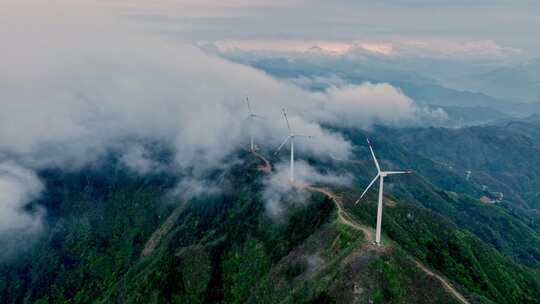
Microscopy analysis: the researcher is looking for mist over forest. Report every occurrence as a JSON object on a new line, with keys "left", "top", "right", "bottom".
{"left": 1, "top": 1, "right": 540, "bottom": 303}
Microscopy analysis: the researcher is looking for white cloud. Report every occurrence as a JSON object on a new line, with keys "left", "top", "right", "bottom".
{"left": 212, "top": 40, "right": 353, "bottom": 55}
{"left": 0, "top": 162, "right": 45, "bottom": 242}
{"left": 168, "top": 178, "right": 222, "bottom": 201}
{"left": 379, "top": 39, "right": 522, "bottom": 59}
{"left": 120, "top": 144, "right": 163, "bottom": 175}
{"left": 311, "top": 83, "right": 418, "bottom": 128}
{"left": 0, "top": 0, "right": 422, "bottom": 250}
{"left": 210, "top": 38, "right": 521, "bottom": 61}
{"left": 0, "top": 3, "right": 419, "bottom": 171}
{"left": 262, "top": 161, "right": 351, "bottom": 219}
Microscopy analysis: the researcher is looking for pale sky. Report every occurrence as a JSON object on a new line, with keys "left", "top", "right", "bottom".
{"left": 114, "top": 0, "right": 540, "bottom": 57}
{"left": 3, "top": 1, "right": 538, "bottom": 57}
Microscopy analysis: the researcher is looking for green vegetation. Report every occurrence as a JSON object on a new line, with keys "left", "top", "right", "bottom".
{"left": 0, "top": 158, "right": 466, "bottom": 303}
{"left": 349, "top": 198, "right": 540, "bottom": 304}
{"left": 3, "top": 118, "right": 540, "bottom": 303}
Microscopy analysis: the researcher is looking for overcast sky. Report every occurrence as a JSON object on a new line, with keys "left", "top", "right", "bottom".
{"left": 112, "top": 0, "right": 540, "bottom": 57}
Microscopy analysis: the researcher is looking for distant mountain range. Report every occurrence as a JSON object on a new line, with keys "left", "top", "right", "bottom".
{"left": 449, "top": 59, "right": 540, "bottom": 103}
{"left": 214, "top": 49, "right": 540, "bottom": 127}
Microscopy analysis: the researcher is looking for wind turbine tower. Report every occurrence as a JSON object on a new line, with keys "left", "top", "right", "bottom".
{"left": 275, "top": 108, "right": 312, "bottom": 183}
{"left": 245, "top": 97, "right": 264, "bottom": 152}
{"left": 355, "top": 138, "right": 412, "bottom": 245}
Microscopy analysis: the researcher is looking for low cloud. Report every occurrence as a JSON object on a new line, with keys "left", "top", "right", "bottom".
{"left": 120, "top": 144, "right": 164, "bottom": 175}
{"left": 0, "top": 162, "right": 45, "bottom": 259}
{"left": 0, "top": 2, "right": 419, "bottom": 172}
{"left": 263, "top": 161, "right": 351, "bottom": 219}
{"left": 168, "top": 178, "right": 222, "bottom": 201}
{"left": 0, "top": 0, "right": 423, "bottom": 254}
{"left": 311, "top": 83, "right": 418, "bottom": 128}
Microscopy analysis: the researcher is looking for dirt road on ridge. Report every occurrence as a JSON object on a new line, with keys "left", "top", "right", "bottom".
{"left": 304, "top": 185, "right": 470, "bottom": 304}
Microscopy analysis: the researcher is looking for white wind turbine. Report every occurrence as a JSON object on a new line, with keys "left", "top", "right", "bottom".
{"left": 245, "top": 97, "right": 264, "bottom": 152}
{"left": 275, "top": 108, "right": 312, "bottom": 183}
{"left": 355, "top": 138, "right": 412, "bottom": 245}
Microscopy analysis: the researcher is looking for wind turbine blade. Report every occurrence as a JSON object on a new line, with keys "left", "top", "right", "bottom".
{"left": 366, "top": 138, "right": 381, "bottom": 173}
{"left": 252, "top": 114, "right": 265, "bottom": 119}
{"left": 282, "top": 108, "right": 291, "bottom": 132}
{"left": 385, "top": 170, "right": 413, "bottom": 175}
{"left": 295, "top": 134, "right": 312, "bottom": 139}
{"left": 245, "top": 97, "right": 253, "bottom": 115}
{"left": 355, "top": 174, "right": 380, "bottom": 205}
{"left": 274, "top": 136, "right": 291, "bottom": 155}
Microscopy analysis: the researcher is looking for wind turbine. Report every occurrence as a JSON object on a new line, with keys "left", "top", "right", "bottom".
{"left": 245, "top": 97, "right": 264, "bottom": 152}
{"left": 275, "top": 108, "right": 312, "bottom": 183}
{"left": 355, "top": 138, "right": 412, "bottom": 245}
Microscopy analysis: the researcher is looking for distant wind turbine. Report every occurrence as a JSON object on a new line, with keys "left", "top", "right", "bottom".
{"left": 245, "top": 97, "right": 264, "bottom": 152}
{"left": 355, "top": 138, "right": 412, "bottom": 245}
{"left": 275, "top": 108, "right": 312, "bottom": 183}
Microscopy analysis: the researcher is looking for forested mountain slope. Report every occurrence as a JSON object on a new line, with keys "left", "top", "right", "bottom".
{"left": 1, "top": 127, "right": 540, "bottom": 303}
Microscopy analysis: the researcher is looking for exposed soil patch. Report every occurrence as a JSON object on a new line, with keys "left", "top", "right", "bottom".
{"left": 142, "top": 203, "right": 188, "bottom": 257}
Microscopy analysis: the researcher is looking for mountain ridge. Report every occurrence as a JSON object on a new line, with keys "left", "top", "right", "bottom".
{"left": 1, "top": 126, "right": 540, "bottom": 303}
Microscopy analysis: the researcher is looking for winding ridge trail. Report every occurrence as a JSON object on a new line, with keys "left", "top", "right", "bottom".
{"left": 253, "top": 151, "right": 272, "bottom": 173}
{"left": 414, "top": 261, "right": 471, "bottom": 304}
{"left": 305, "top": 186, "right": 374, "bottom": 244}
{"left": 143, "top": 154, "right": 469, "bottom": 304}
{"left": 305, "top": 185, "right": 470, "bottom": 304}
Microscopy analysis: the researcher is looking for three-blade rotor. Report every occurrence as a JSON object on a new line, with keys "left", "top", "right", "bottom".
{"left": 246, "top": 97, "right": 264, "bottom": 120}
{"left": 355, "top": 138, "right": 412, "bottom": 205}
{"left": 274, "top": 108, "right": 312, "bottom": 155}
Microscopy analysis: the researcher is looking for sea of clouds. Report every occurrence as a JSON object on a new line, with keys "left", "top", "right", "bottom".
{"left": 0, "top": 1, "right": 434, "bottom": 255}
